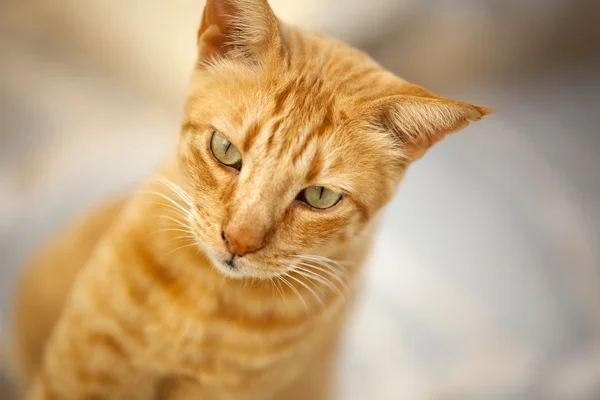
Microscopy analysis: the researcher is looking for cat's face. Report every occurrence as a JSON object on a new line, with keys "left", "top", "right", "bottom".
{"left": 176, "top": 0, "right": 491, "bottom": 279}
{"left": 179, "top": 58, "right": 399, "bottom": 278}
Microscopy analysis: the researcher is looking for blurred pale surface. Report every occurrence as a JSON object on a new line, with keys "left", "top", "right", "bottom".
{"left": 1, "top": 0, "right": 599, "bottom": 399}
{"left": 0, "top": 0, "right": 412, "bottom": 108}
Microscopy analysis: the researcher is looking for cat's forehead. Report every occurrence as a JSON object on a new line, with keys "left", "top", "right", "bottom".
{"left": 187, "top": 54, "right": 399, "bottom": 189}
{"left": 204, "top": 42, "right": 390, "bottom": 111}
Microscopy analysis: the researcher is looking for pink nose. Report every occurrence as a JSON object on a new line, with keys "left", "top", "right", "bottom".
{"left": 221, "top": 224, "right": 266, "bottom": 257}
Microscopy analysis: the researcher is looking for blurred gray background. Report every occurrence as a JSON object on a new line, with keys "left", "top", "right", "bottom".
{"left": 1, "top": 0, "right": 599, "bottom": 399}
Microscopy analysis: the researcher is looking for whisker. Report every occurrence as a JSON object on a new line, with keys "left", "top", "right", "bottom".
{"left": 297, "top": 262, "right": 348, "bottom": 289}
{"left": 166, "top": 242, "right": 197, "bottom": 257}
{"left": 145, "top": 190, "right": 194, "bottom": 221}
{"left": 291, "top": 268, "right": 326, "bottom": 294}
{"left": 147, "top": 228, "right": 195, "bottom": 238}
{"left": 270, "top": 276, "right": 285, "bottom": 301}
{"left": 154, "top": 235, "right": 198, "bottom": 251}
{"left": 297, "top": 259, "right": 341, "bottom": 277}
{"left": 267, "top": 276, "right": 275, "bottom": 297}
{"left": 156, "top": 175, "right": 196, "bottom": 205}
{"left": 291, "top": 269, "right": 327, "bottom": 296}
{"left": 148, "top": 177, "right": 213, "bottom": 237}
{"left": 301, "top": 254, "right": 351, "bottom": 268}
{"left": 293, "top": 267, "right": 346, "bottom": 300}
{"left": 285, "top": 273, "right": 323, "bottom": 306}
{"left": 279, "top": 275, "right": 307, "bottom": 311}
{"left": 166, "top": 236, "right": 198, "bottom": 245}
{"left": 294, "top": 254, "right": 339, "bottom": 269}
{"left": 147, "top": 201, "right": 194, "bottom": 221}
{"left": 298, "top": 267, "right": 348, "bottom": 297}
{"left": 155, "top": 215, "right": 195, "bottom": 231}
{"left": 273, "top": 276, "right": 287, "bottom": 304}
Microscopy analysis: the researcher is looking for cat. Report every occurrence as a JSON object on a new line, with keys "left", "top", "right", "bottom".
{"left": 11, "top": 0, "right": 492, "bottom": 398}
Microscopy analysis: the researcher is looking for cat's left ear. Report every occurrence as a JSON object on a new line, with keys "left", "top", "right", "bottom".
{"left": 197, "top": 0, "right": 283, "bottom": 64}
{"left": 376, "top": 94, "right": 494, "bottom": 161}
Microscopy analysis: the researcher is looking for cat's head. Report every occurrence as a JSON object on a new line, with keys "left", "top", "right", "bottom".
{"left": 177, "top": 0, "right": 492, "bottom": 279}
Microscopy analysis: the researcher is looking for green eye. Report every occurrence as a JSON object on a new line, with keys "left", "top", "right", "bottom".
{"left": 302, "top": 186, "right": 342, "bottom": 209}
{"left": 210, "top": 131, "right": 242, "bottom": 170}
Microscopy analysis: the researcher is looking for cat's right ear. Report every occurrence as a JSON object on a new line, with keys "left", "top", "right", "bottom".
{"left": 197, "top": 0, "right": 283, "bottom": 64}
{"left": 373, "top": 94, "right": 493, "bottom": 162}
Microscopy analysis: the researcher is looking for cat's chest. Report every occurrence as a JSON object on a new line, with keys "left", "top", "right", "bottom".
{"left": 142, "top": 294, "right": 329, "bottom": 396}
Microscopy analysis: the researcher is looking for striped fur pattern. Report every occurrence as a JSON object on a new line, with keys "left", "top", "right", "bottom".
{"left": 12, "top": 0, "right": 491, "bottom": 399}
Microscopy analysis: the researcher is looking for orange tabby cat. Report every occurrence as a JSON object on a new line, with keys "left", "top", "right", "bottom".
{"left": 12, "top": 0, "right": 492, "bottom": 398}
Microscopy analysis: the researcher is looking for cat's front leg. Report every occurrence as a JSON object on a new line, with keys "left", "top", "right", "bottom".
{"left": 24, "top": 303, "right": 154, "bottom": 400}
{"left": 22, "top": 249, "right": 157, "bottom": 400}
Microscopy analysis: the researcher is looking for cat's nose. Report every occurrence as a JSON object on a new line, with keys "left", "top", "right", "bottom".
{"left": 221, "top": 224, "right": 266, "bottom": 257}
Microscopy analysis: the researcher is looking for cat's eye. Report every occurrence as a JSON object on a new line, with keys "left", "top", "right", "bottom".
{"left": 301, "top": 186, "right": 342, "bottom": 210}
{"left": 210, "top": 131, "right": 242, "bottom": 170}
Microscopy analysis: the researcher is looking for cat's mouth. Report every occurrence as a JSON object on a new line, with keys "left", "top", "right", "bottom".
{"left": 208, "top": 254, "right": 241, "bottom": 277}
{"left": 204, "top": 248, "right": 292, "bottom": 280}
{"left": 223, "top": 256, "right": 237, "bottom": 270}
{"left": 207, "top": 253, "right": 269, "bottom": 279}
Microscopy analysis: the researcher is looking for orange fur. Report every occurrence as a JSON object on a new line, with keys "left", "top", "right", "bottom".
{"left": 12, "top": 0, "right": 492, "bottom": 399}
